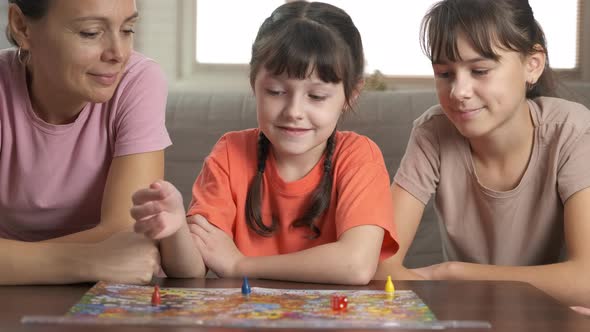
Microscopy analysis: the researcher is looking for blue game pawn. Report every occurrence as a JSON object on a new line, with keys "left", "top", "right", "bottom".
{"left": 241, "top": 276, "right": 251, "bottom": 295}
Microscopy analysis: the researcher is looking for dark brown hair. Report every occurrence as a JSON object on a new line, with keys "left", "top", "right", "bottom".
{"left": 5, "top": 0, "right": 51, "bottom": 47}
{"left": 246, "top": 1, "right": 364, "bottom": 238}
{"left": 420, "top": 0, "right": 556, "bottom": 98}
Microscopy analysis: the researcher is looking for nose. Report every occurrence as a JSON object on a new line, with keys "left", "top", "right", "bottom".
{"left": 450, "top": 73, "right": 473, "bottom": 102}
{"left": 282, "top": 94, "right": 304, "bottom": 120}
{"left": 101, "top": 33, "right": 125, "bottom": 63}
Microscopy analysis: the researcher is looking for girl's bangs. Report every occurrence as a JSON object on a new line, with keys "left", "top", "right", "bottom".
{"left": 425, "top": 3, "right": 504, "bottom": 63}
{"left": 261, "top": 21, "right": 345, "bottom": 83}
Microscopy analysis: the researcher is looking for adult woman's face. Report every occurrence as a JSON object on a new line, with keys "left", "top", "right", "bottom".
{"left": 24, "top": 0, "right": 138, "bottom": 104}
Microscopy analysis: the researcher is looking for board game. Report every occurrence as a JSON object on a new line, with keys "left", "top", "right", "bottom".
{"left": 22, "top": 282, "right": 491, "bottom": 329}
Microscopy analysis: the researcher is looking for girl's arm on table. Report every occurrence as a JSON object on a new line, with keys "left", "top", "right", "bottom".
{"left": 131, "top": 181, "right": 206, "bottom": 278}
{"left": 190, "top": 218, "right": 385, "bottom": 285}
{"left": 413, "top": 187, "right": 590, "bottom": 308}
{"left": 375, "top": 183, "right": 426, "bottom": 280}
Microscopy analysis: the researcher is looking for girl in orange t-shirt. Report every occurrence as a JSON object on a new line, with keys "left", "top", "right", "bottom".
{"left": 130, "top": 1, "right": 398, "bottom": 284}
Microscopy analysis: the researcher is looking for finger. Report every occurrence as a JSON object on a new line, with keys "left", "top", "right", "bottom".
{"left": 130, "top": 201, "right": 163, "bottom": 220}
{"left": 154, "top": 265, "right": 165, "bottom": 277}
{"left": 138, "top": 271, "right": 153, "bottom": 285}
{"left": 150, "top": 181, "right": 162, "bottom": 190}
{"left": 143, "top": 245, "right": 162, "bottom": 275}
{"left": 134, "top": 216, "right": 164, "bottom": 238}
{"left": 132, "top": 187, "right": 166, "bottom": 205}
{"left": 146, "top": 225, "right": 165, "bottom": 240}
{"left": 154, "top": 181, "right": 181, "bottom": 200}
{"left": 133, "top": 217, "right": 153, "bottom": 234}
{"left": 191, "top": 232, "right": 206, "bottom": 251}
{"left": 192, "top": 214, "right": 216, "bottom": 232}
{"left": 571, "top": 306, "right": 590, "bottom": 316}
{"left": 188, "top": 223, "right": 210, "bottom": 240}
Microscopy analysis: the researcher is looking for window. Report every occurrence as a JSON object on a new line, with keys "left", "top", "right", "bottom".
{"left": 195, "top": 0, "right": 580, "bottom": 76}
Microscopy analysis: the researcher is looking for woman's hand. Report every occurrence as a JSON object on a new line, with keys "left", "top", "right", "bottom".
{"left": 83, "top": 232, "right": 160, "bottom": 284}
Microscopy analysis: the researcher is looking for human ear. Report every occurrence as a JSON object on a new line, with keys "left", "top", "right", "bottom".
{"left": 344, "top": 79, "right": 365, "bottom": 112}
{"left": 8, "top": 4, "right": 33, "bottom": 50}
{"left": 351, "top": 79, "right": 365, "bottom": 104}
{"left": 525, "top": 44, "right": 546, "bottom": 85}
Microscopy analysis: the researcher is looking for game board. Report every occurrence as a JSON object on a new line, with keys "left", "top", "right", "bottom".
{"left": 22, "top": 282, "right": 491, "bottom": 329}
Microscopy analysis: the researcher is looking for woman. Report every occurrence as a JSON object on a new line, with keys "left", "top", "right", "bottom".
{"left": 0, "top": 0, "right": 170, "bottom": 284}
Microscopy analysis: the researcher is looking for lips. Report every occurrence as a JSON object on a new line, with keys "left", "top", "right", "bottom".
{"left": 456, "top": 107, "right": 483, "bottom": 120}
{"left": 277, "top": 126, "right": 312, "bottom": 136}
{"left": 88, "top": 72, "right": 119, "bottom": 86}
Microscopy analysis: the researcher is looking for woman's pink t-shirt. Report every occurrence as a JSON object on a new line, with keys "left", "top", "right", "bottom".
{"left": 0, "top": 49, "right": 171, "bottom": 241}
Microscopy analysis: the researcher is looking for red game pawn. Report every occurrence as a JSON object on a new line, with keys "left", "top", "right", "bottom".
{"left": 151, "top": 285, "right": 161, "bottom": 306}
{"left": 331, "top": 295, "right": 348, "bottom": 311}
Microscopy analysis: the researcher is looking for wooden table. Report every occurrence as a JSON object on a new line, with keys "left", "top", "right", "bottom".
{"left": 1, "top": 278, "right": 588, "bottom": 331}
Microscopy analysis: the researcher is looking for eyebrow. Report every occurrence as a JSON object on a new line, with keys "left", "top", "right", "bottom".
{"left": 72, "top": 11, "right": 139, "bottom": 23}
{"left": 264, "top": 75, "right": 334, "bottom": 87}
{"left": 307, "top": 80, "right": 334, "bottom": 87}
{"left": 433, "top": 56, "right": 492, "bottom": 65}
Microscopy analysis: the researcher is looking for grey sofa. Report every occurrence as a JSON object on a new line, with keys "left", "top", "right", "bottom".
{"left": 164, "top": 82, "right": 590, "bottom": 268}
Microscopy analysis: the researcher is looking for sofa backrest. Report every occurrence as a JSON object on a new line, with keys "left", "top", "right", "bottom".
{"left": 164, "top": 82, "right": 590, "bottom": 268}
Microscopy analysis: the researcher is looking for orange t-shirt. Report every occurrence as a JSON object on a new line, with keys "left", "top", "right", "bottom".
{"left": 187, "top": 129, "right": 398, "bottom": 260}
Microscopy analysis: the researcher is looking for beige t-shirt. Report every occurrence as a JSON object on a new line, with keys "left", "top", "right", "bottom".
{"left": 394, "top": 97, "right": 590, "bottom": 265}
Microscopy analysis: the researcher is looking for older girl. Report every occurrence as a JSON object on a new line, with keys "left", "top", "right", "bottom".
{"left": 378, "top": 0, "right": 590, "bottom": 309}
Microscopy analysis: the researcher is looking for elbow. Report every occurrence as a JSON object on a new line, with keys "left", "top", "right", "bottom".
{"left": 162, "top": 263, "right": 206, "bottom": 279}
{"left": 341, "top": 254, "right": 379, "bottom": 285}
{"left": 575, "top": 268, "right": 590, "bottom": 307}
{"left": 564, "top": 260, "right": 590, "bottom": 306}
{"left": 173, "top": 272, "right": 206, "bottom": 279}
{"left": 374, "top": 256, "right": 402, "bottom": 280}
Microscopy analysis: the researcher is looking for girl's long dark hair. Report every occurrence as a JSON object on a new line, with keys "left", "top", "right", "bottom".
{"left": 420, "top": 0, "right": 556, "bottom": 98}
{"left": 245, "top": 1, "right": 364, "bottom": 238}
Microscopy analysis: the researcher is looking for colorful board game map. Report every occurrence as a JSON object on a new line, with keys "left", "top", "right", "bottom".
{"left": 22, "top": 282, "right": 491, "bottom": 329}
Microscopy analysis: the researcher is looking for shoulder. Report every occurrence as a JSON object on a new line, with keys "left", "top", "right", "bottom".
{"left": 207, "top": 129, "right": 258, "bottom": 163}
{"left": 533, "top": 97, "right": 590, "bottom": 130}
{"left": 218, "top": 128, "right": 259, "bottom": 148}
{"left": 0, "top": 49, "right": 18, "bottom": 87}
{"left": 532, "top": 97, "right": 590, "bottom": 147}
{"left": 0, "top": 48, "right": 16, "bottom": 68}
{"left": 408, "top": 104, "right": 463, "bottom": 150}
{"left": 0, "top": 48, "right": 15, "bottom": 65}
{"left": 107, "top": 52, "right": 168, "bottom": 115}
{"left": 116, "top": 52, "right": 166, "bottom": 92}
{"left": 412, "top": 104, "right": 455, "bottom": 133}
{"left": 123, "top": 52, "right": 164, "bottom": 77}
{"left": 333, "top": 131, "right": 386, "bottom": 169}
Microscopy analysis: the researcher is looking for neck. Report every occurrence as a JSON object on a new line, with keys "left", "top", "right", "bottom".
{"left": 27, "top": 68, "right": 86, "bottom": 125}
{"left": 272, "top": 142, "right": 327, "bottom": 182}
{"left": 469, "top": 101, "right": 534, "bottom": 165}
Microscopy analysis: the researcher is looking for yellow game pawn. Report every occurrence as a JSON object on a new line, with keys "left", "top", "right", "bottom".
{"left": 384, "top": 275, "right": 395, "bottom": 294}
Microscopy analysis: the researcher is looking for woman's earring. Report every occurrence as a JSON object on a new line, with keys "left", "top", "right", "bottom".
{"left": 16, "top": 47, "right": 30, "bottom": 66}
